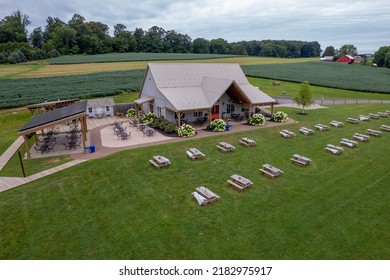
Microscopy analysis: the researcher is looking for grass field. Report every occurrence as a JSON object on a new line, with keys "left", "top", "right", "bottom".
{"left": 1, "top": 104, "right": 389, "bottom": 259}
{"left": 243, "top": 62, "right": 390, "bottom": 94}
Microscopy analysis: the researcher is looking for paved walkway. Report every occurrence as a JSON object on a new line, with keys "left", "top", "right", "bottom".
{"left": 0, "top": 136, "right": 24, "bottom": 172}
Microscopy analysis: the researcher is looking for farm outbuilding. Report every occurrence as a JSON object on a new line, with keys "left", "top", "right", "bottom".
{"left": 136, "top": 63, "right": 276, "bottom": 126}
{"left": 86, "top": 98, "right": 115, "bottom": 118}
{"left": 337, "top": 55, "right": 355, "bottom": 64}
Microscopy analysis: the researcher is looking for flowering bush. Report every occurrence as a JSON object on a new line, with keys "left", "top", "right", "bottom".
{"left": 177, "top": 124, "right": 196, "bottom": 137}
{"left": 140, "top": 112, "right": 156, "bottom": 125}
{"left": 272, "top": 111, "right": 289, "bottom": 123}
{"left": 248, "top": 113, "right": 266, "bottom": 126}
{"left": 210, "top": 119, "right": 226, "bottom": 132}
{"left": 125, "top": 108, "right": 136, "bottom": 119}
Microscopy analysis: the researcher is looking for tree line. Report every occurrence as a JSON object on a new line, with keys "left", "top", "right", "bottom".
{"left": 0, "top": 11, "right": 325, "bottom": 64}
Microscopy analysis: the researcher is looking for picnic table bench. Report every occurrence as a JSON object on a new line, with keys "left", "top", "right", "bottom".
{"left": 378, "top": 112, "right": 388, "bottom": 117}
{"left": 186, "top": 148, "right": 205, "bottom": 159}
{"left": 239, "top": 137, "right": 256, "bottom": 147}
{"left": 330, "top": 120, "right": 344, "bottom": 127}
{"left": 366, "top": 129, "right": 382, "bottom": 137}
{"left": 380, "top": 124, "right": 390, "bottom": 131}
{"left": 353, "top": 133, "right": 370, "bottom": 142}
{"left": 299, "top": 127, "right": 314, "bottom": 135}
{"left": 369, "top": 113, "right": 380, "bottom": 119}
{"left": 195, "top": 186, "right": 220, "bottom": 203}
{"left": 260, "top": 164, "right": 283, "bottom": 178}
{"left": 315, "top": 124, "right": 329, "bottom": 131}
{"left": 340, "top": 138, "right": 358, "bottom": 148}
{"left": 227, "top": 174, "right": 253, "bottom": 191}
{"left": 149, "top": 155, "right": 171, "bottom": 168}
{"left": 280, "top": 129, "right": 296, "bottom": 138}
{"left": 346, "top": 117, "right": 360, "bottom": 124}
{"left": 290, "top": 154, "right": 311, "bottom": 166}
{"left": 359, "top": 115, "right": 370, "bottom": 121}
{"left": 325, "top": 144, "right": 344, "bottom": 154}
{"left": 217, "top": 142, "right": 236, "bottom": 152}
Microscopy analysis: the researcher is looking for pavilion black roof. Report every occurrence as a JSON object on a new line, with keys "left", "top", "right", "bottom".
{"left": 19, "top": 101, "right": 87, "bottom": 133}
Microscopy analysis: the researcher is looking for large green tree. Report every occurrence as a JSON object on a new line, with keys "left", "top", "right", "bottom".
{"left": 0, "top": 10, "right": 31, "bottom": 43}
{"left": 338, "top": 44, "right": 358, "bottom": 56}
{"left": 192, "top": 38, "right": 210, "bottom": 54}
{"left": 373, "top": 46, "right": 390, "bottom": 67}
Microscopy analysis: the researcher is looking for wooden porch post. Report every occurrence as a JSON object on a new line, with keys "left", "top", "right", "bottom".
{"left": 271, "top": 103, "right": 274, "bottom": 115}
{"left": 176, "top": 112, "right": 181, "bottom": 127}
{"left": 209, "top": 108, "right": 212, "bottom": 126}
{"left": 33, "top": 133, "right": 38, "bottom": 146}
{"left": 81, "top": 116, "right": 87, "bottom": 148}
{"left": 23, "top": 135, "right": 31, "bottom": 159}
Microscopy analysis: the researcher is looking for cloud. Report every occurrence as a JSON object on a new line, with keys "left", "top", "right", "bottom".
{"left": 1, "top": 0, "right": 389, "bottom": 52}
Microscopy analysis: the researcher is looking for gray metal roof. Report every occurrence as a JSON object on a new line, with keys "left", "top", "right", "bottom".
{"left": 19, "top": 101, "right": 87, "bottom": 133}
{"left": 146, "top": 63, "right": 276, "bottom": 111}
{"left": 86, "top": 98, "right": 115, "bottom": 108}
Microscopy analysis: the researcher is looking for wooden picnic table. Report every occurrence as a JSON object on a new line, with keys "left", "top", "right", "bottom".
{"left": 315, "top": 124, "right": 329, "bottom": 131}
{"left": 239, "top": 137, "right": 256, "bottom": 147}
{"left": 380, "top": 124, "right": 390, "bottom": 131}
{"left": 366, "top": 129, "right": 382, "bottom": 136}
{"left": 260, "top": 164, "right": 283, "bottom": 178}
{"left": 325, "top": 144, "right": 344, "bottom": 154}
{"left": 217, "top": 142, "right": 235, "bottom": 152}
{"left": 195, "top": 186, "right": 220, "bottom": 203}
{"left": 346, "top": 117, "right": 360, "bottom": 124}
{"left": 330, "top": 120, "right": 343, "bottom": 127}
{"left": 300, "top": 127, "right": 314, "bottom": 135}
{"left": 187, "top": 148, "right": 205, "bottom": 159}
{"left": 150, "top": 155, "right": 171, "bottom": 168}
{"left": 227, "top": 174, "right": 253, "bottom": 191}
{"left": 353, "top": 133, "right": 370, "bottom": 142}
{"left": 280, "top": 129, "right": 296, "bottom": 138}
{"left": 290, "top": 154, "right": 311, "bottom": 166}
{"left": 340, "top": 138, "right": 358, "bottom": 148}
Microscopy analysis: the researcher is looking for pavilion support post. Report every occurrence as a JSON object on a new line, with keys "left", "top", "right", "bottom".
{"left": 23, "top": 135, "right": 31, "bottom": 159}
{"left": 81, "top": 116, "right": 87, "bottom": 148}
{"left": 176, "top": 112, "right": 181, "bottom": 127}
{"left": 33, "top": 133, "right": 38, "bottom": 146}
{"left": 271, "top": 103, "right": 275, "bottom": 115}
{"left": 248, "top": 105, "right": 253, "bottom": 119}
{"left": 209, "top": 108, "right": 212, "bottom": 126}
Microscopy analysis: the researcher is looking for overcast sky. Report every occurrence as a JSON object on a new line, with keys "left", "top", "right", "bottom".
{"left": 1, "top": 0, "right": 389, "bottom": 53}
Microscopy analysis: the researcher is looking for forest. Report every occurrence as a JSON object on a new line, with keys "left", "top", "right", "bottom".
{"left": 0, "top": 11, "right": 322, "bottom": 64}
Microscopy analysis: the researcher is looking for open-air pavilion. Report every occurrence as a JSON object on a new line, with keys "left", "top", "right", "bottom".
{"left": 18, "top": 101, "right": 88, "bottom": 159}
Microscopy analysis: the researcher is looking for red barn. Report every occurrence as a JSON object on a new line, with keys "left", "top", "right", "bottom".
{"left": 337, "top": 55, "right": 355, "bottom": 64}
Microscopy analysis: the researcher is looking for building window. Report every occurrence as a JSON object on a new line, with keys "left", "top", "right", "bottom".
{"left": 88, "top": 107, "right": 92, "bottom": 113}
{"left": 226, "top": 104, "right": 235, "bottom": 114}
{"left": 157, "top": 106, "right": 163, "bottom": 117}
{"left": 106, "top": 106, "right": 110, "bottom": 112}
{"left": 193, "top": 111, "right": 203, "bottom": 118}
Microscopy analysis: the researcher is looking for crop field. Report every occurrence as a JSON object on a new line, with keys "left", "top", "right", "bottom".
{"left": 243, "top": 62, "right": 390, "bottom": 94}
{"left": 47, "top": 52, "right": 241, "bottom": 64}
{"left": 0, "top": 104, "right": 389, "bottom": 259}
{"left": 0, "top": 70, "right": 145, "bottom": 109}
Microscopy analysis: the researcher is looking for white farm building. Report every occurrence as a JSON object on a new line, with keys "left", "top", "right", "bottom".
{"left": 136, "top": 63, "right": 276, "bottom": 126}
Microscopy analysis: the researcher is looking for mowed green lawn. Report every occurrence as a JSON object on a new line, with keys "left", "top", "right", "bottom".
{"left": 1, "top": 104, "right": 389, "bottom": 260}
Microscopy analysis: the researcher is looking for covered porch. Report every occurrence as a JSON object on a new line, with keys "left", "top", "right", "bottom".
{"left": 18, "top": 101, "right": 88, "bottom": 159}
